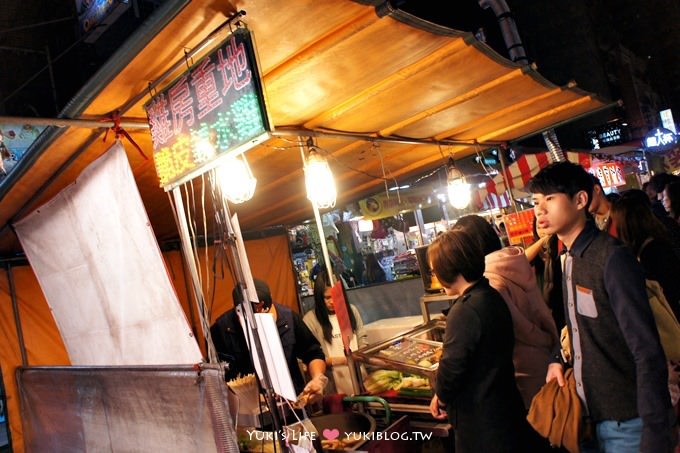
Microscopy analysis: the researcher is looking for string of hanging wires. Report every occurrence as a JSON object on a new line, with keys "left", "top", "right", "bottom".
{"left": 167, "top": 172, "right": 260, "bottom": 368}
{"left": 164, "top": 181, "right": 217, "bottom": 363}
{"left": 404, "top": 142, "right": 501, "bottom": 191}
{"left": 288, "top": 135, "right": 503, "bottom": 203}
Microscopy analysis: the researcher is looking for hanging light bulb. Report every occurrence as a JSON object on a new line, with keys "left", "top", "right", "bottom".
{"left": 304, "top": 147, "right": 337, "bottom": 209}
{"left": 447, "top": 158, "right": 471, "bottom": 210}
{"left": 215, "top": 153, "right": 257, "bottom": 204}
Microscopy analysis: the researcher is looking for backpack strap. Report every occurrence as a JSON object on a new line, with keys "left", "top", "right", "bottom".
{"left": 637, "top": 237, "right": 654, "bottom": 261}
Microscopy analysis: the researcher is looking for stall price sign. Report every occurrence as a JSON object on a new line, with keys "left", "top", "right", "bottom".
{"left": 144, "top": 28, "right": 271, "bottom": 190}
{"left": 502, "top": 209, "right": 535, "bottom": 246}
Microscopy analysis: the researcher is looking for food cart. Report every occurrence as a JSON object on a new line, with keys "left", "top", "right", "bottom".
{"left": 0, "top": 0, "right": 612, "bottom": 450}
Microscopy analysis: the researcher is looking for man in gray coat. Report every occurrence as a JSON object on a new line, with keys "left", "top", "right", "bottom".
{"left": 530, "top": 162, "right": 674, "bottom": 452}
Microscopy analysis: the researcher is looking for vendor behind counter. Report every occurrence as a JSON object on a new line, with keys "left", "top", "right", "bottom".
{"left": 210, "top": 279, "right": 327, "bottom": 397}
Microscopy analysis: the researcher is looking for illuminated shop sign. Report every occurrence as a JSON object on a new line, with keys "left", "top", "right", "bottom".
{"left": 643, "top": 127, "right": 677, "bottom": 151}
{"left": 660, "top": 109, "right": 677, "bottom": 134}
{"left": 590, "top": 162, "right": 625, "bottom": 189}
{"left": 144, "top": 28, "right": 271, "bottom": 189}
{"left": 586, "top": 122, "right": 628, "bottom": 150}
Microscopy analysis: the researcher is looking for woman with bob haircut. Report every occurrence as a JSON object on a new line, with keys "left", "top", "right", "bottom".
{"left": 428, "top": 229, "right": 526, "bottom": 452}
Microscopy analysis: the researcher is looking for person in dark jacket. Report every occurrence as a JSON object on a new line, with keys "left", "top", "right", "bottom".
{"left": 428, "top": 229, "right": 526, "bottom": 453}
{"left": 530, "top": 162, "right": 673, "bottom": 453}
{"left": 210, "top": 278, "right": 327, "bottom": 401}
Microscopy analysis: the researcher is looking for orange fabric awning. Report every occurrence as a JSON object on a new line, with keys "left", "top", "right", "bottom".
{"left": 0, "top": 0, "right": 609, "bottom": 256}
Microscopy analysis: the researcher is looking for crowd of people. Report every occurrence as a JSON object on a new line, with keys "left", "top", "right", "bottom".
{"left": 207, "top": 164, "right": 680, "bottom": 453}
{"left": 429, "top": 163, "right": 680, "bottom": 452}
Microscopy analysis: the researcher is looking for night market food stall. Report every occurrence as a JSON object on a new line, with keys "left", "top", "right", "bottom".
{"left": 0, "top": 0, "right": 611, "bottom": 450}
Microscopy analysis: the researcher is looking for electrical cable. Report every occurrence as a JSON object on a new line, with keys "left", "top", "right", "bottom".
{"left": 201, "top": 173, "right": 210, "bottom": 316}
{"left": 308, "top": 141, "right": 389, "bottom": 181}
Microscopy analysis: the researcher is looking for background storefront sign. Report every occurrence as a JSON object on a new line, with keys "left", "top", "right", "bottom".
{"left": 358, "top": 188, "right": 437, "bottom": 220}
{"left": 589, "top": 162, "right": 625, "bottom": 188}
{"left": 660, "top": 109, "right": 677, "bottom": 134}
{"left": 144, "top": 28, "right": 270, "bottom": 189}
{"left": 643, "top": 127, "right": 677, "bottom": 151}
{"left": 586, "top": 121, "right": 628, "bottom": 150}
{"left": 503, "top": 209, "right": 535, "bottom": 246}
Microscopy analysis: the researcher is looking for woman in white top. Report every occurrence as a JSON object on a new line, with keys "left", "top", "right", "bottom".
{"left": 303, "top": 271, "right": 366, "bottom": 395}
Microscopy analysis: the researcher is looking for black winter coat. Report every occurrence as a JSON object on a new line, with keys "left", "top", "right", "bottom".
{"left": 436, "top": 278, "right": 526, "bottom": 453}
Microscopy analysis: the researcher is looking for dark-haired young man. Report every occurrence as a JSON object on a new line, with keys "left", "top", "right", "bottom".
{"left": 529, "top": 161, "right": 673, "bottom": 453}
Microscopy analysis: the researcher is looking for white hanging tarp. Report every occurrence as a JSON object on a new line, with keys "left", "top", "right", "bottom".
{"left": 14, "top": 142, "right": 202, "bottom": 365}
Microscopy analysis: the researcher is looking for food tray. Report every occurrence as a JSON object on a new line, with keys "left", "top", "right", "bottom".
{"left": 353, "top": 319, "right": 445, "bottom": 381}
{"left": 376, "top": 338, "right": 442, "bottom": 368}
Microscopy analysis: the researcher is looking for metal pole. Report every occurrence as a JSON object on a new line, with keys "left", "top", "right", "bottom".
{"left": 216, "top": 187, "right": 285, "bottom": 451}
{"left": 171, "top": 187, "right": 218, "bottom": 364}
{"left": 313, "top": 206, "right": 335, "bottom": 285}
{"left": 298, "top": 139, "right": 362, "bottom": 395}
{"left": 177, "top": 247, "right": 199, "bottom": 339}
{"left": 0, "top": 116, "right": 149, "bottom": 129}
{"left": 6, "top": 264, "right": 28, "bottom": 366}
{"left": 298, "top": 139, "right": 335, "bottom": 285}
{"left": 497, "top": 147, "right": 519, "bottom": 214}
{"left": 274, "top": 128, "right": 504, "bottom": 148}
{"left": 414, "top": 208, "right": 426, "bottom": 246}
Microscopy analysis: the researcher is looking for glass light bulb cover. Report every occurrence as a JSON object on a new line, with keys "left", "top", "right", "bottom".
{"left": 447, "top": 178, "right": 471, "bottom": 209}
{"left": 215, "top": 154, "right": 257, "bottom": 204}
{"left": 305, "top": 154, "right": 337, "bottom": 209}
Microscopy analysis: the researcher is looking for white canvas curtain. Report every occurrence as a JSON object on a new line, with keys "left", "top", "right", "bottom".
{"left": 14, "top": 142, "right": 201, "bottom": 365}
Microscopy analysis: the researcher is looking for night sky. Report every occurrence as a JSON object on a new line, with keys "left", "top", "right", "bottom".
{"left": 399, "top": 0, "right": 680, "bottom": 116}
{"left": 1, "top": 0, "right": 678, "bottom": 131}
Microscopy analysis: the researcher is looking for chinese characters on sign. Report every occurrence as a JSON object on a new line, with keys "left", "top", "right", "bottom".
{"left": 586, "top": 122, "right": 628, "bottom": 150}
{"left": 590, "top": 162, "right": 625, "bottom": 189}
{"left": 503, "top": 209, "right": 535, "bottom": 246}
{"left": 660, "top": 109, "right": 677, "bottom": 134}
{"left": 144, "top": 28, "right": 270, "bottom": 188}
{"left": 643, "top": 127, "right": 677, "bottom": 150}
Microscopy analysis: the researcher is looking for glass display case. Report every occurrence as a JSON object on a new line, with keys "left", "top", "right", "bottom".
{"left": 352, "top": 320, "right": 445, "bottom": 393}
{"left": 352, "top": 320, "right": 447, "bottom": 431}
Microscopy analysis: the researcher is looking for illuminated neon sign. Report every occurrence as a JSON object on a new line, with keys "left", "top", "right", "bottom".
{"left": 144, "top": 28, "right": 271, "bottom": 189}
{"left": 643, "top": 127, "right": 677, "bottom": 151}
{"left": 590, "top": 162, "right": 625, "bottom": 189}
{"left": 586, "top": 121, "right": 628, "bottom": 150}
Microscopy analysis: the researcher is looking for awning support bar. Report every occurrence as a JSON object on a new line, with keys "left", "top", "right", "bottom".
{"left": 0, "top": 116, "right": 149, "bottom": 129}
{"left": 272, "top": 127, "right": 504, "bottom": 147}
